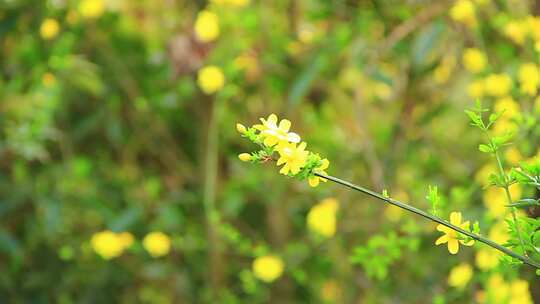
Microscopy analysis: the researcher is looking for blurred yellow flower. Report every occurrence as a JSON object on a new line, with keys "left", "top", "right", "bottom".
{"left": 118, "top": 232, "right": 134, "bottom": 248}
{"left": 492, "top": 118, "right": 518, "bottom": 136}
{"left": 78, "top": 0, "right": 105, "bottom": 19}
{"left": 434, "top": 55, "right": 456, "bottom": 84}
{"left": 486, "top": 274, "right": 510, "bottom": 302}
{"left": 488, "top": 221, "right": 509, "bottom": 244}
{"left": 509, "top": 280, "right": 533, "bottom": 304}
{"left": 467, "top": 79, "right": 485, "bottom": 98}
{"left": 42, "top": 73, "right": 56, "bottom": 87}
{"left": 504, "top": 147, "right": 522, "bottom": 165}
{"left": 448, "top": 263, "right": 473, "bottom": 288}
{"left": 475, "top": 163, "right": 496, "bottom": 186}
{"left": 503, "top": 20, "right": 528, "bottom": 45}
{"left": 308, "top": 158, "right": 329, "bottom": 187}
{"left": 435, "top": 211, "right": 474, "bottom": 254}
{"left": 482, "top": 187, "right": 506, "bottom": 218}
{"left": 197, "top": 65, "right": 225, "bottom": 94}
{"left": 484, "top": 74, "right": 512, "bottom": 97}
{"left": 276, "top": 142, "right": 308, "bottom": 175}
{"left": 194, "top": 10, "right": 219, "bottom": 43}
{"left": 210, "top": 0, "right": 250, "bottom": 7}
{"left": 450, "top": 0, "right": 477, "bottom": 27}
{"left": 254, "top": 114, "right": 301, "bottom": 147}
{"left": 494, "top": 96, "right": 520, "bottom": 120}
{"left": 90, "top": 230, "right": 125, "bottom": 260}
{"left": 238, "top": 153, "right": 251, "bottom": 162}
{"left": 307, "top": 198, "right": 339, "bottom": 237}
{"left": 40, "top": 18, "right": 60, "bottom": 40}
{"left": 252, "top": 255, "right": 284, "bottom": 283}
{"left": 475, "top": 248, "right": 499, "bottom": 270}
{"left": 462, "top": 48, "right": 486, "bottom": 73}
{"left": 518, "top": 63, "right": 540, "bottom": 96}
{"left": 143, "top": 231, "right": 171, "bottom": 258}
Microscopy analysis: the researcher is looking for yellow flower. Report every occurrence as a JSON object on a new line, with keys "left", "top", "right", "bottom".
{"left": 197, "top": 65, "right": 225, "bottom": 94}
{"left": 194, "top": 10, "right": 219, "bottom": 43}
{"left": 504, "top": 147, "right": 522, "bottom": 165}
{"left": 307, "top": 198, "right": 339, "bottom": 237}
{"left": 486, "top": 274, "right": 510, "bottom": 303}
{"left": 518, "top": 63, "right": 540, "bottom": 96}
{"left": 475, "top": 248, "right": 500, "bottom": 270}
{"left": 78, "top": 0, "right": 105, "bottom": 19}
{"left": 90, "top": 230, "right": 125, "bottom": 260}
{"left": 467, "top": 79, "right": 485, "bottom": 98}
{"left": 308, "top": 158, "right": 329, "bottom": 187}
{"left": 276, "top": 142, "right": 308, "bottom": 175}
{"left": 435, "top": 212, "right": 474, "bottom": 254}
{"left": 494, "top": 96, "right": 520, "bottom": 120}
{"left": 118, "top": 232, "right": 134, "bottom": 249}
{"left": 503, "top": 20, "right": 528, "bottom": 45}
{"left": 483, "top": 184, "right": 521, "bottom": 218}
{"left": 252, "top": 255, "right": 284, "bottom": 283}
{"left": 488, "top": 221, "right": 509, "bottom": 244}
{"left": 450, "top": 0, "right": 476, "bottom": 27}
{"left": 462, "top": 48, "right": 487, "bottom": 73}
{"left": 475, "top": 163, "right": 496, "bottom": 186}
{"left": 509, "top": 280, "right": 532, "bottom": 304}
{"left": 40, "top": 18, "right": 60, "bottom": 40}
{"left": 254, "top": 114, "right": 301, "bottom": 147}
{"left": 492, "top": 118, "right": 518, "bottom": 136}
{"left": 448, "top": 263, "right": 473, "bottom": 289}
{"left": 238, "top": 153, "right": 251, "bottom": 162}
{"left": 42, "top": 73, "right": 56, "bottom": 87}
{"left": 484, "top": 74, "right": 512, "bottom": 97}
{"left": 143, "top": 231, "right": 171, "bottom": 258}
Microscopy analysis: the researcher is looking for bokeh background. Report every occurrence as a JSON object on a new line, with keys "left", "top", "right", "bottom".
{"left": 1, "top": 0, "right": 540, "bottom": 303}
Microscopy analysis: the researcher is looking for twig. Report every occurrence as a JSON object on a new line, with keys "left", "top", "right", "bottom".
{"left": 314, "top": 173, "right": 540, "bottom": 269}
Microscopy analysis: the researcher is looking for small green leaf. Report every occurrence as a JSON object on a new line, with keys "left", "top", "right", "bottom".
{"left": 479, "top": 144, "right": 493, "bottom": 153}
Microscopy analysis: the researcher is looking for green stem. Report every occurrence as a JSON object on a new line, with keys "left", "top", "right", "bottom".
{"left": 314, "top": 172, "right": 540, "bottom": 269}
{"left": 493, "top": 150, "right": 528, "bottom": 257}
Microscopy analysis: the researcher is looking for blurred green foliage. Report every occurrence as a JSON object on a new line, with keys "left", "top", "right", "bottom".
{"left": 1, "top": 0, "right": 540, "bottom": 303}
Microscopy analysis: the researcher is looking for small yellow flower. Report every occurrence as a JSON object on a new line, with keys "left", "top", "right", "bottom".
{"left": 449, "top": 0, "right": 476, "bottom": 27}
{"left": 484, "top": 73, "right": 512, "bottom": 97}
{"left": 42, "top": 73, "right": 56, "bottom": 87}
{"left": 486, "top": 274, "right": 510, "bottom": 302}
{"left": 90, "top": 230, "right": 125, "bottom": 260}
{"left": 503, "top": 20, "right": 528, "bottom": 45}
{"left": 197, "top": 65, "right": 225, "bottom": 94}
{"left": 40, "top": 18, "right": 60, "bottom": 40}
{"left": 238, "top": 153, "right": 251, "bottom": 162}
{"left": 194, "top": 10, "right": 219, "bottom": 43}
{"left": 276, "top": 142, "right": 309, "bottom": 175}
{"left": 118, "top": 232, "right": 134, "bottom": 249}
{"left": 475, "top": 163, "right": 496, "bottom": 186}
{"left": 308, "top": 158, "right": 329, "bottom": 187}
{"left": 504, "top": 147, "right": 522, "bottom": 165}
{"left": 78, "top": 0, "right": 105, "bottom": 19}
{"left": 467, "top": 79, "right": 485, "bottom": 98}
{"left": 518, "top": 63, "right": 540, "bottom": 96}
{"left": 475, "top": 248, "right": 500, "bottom": 270}
{"left": 494, "top": 96, "right": 520, "bottom": 120}
{"left": 254, "top": 114, "right": 301, "bottom": 147}
{"left": 307, "top": 198, "right": 339, "bottom": 237}
{"left": 252, "top": 255, "right": 284, "bottom": 283}
{"left": 435, "top": 212, "right": 474, "bottom": 254}
{"left": 143, "top": 231, "right": 171, "bottom": 258}
{"left": 509, "top": 280, "right": 533, "bottom": 304}
{"left": 462, "top": 48, "right": 487, "bottom": 73}
{"left": 448, "top": 263, "right": 473, "bottom": 289}
{"left": 488, "top": 221, "right": 509, "bottom": 244}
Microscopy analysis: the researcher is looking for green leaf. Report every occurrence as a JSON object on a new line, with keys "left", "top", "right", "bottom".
{"left": 478, "top": 144, "right": 493, "bottom": 153}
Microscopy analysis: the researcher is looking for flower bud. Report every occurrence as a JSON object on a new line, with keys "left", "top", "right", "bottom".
{"left": 238, "top": 153, "right": 251, "bottom": 162}
{"left": 236, "top": 123, "right": 247, "bottom": 134}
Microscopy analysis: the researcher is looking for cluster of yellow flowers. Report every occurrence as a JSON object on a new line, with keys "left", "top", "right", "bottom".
{"left": 90, "top": 230, "right": 134, "bottom": 260}
{"left": 90, "top": 230, "right": 171, "bottom": 260}
{"left": 435, "top": 212, "right": 474, "bottom": 254}
{"left": 252, "top": 255, "right": 284, "bottom": 283}
{"left": 307, "top": 198, "right": 339, "bottom": 237}
{"left": 237, "top": 114, "right": 330, "bottom": 187}
{"left": 476, "top": 274, "right": 533, "bottom": 304}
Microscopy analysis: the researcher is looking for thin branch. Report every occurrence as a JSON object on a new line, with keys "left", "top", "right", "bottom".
{"left": 314, "top": 172, "right": 540, "bottom": 269}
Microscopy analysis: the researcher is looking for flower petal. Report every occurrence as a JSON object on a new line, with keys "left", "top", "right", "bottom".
{"left": 436, "top": 224, "right": 451, "bottom": 233}
{"left": 450, "top": 212, "right": 462, "bottom": 225}
{"left": 460, "top": 239, "right": 475, "bottom": 246}
{"left": 308, "top": 177, "right": 319, "bottom": 187}
{"left": 435, "top": 235, "right": 448, "bottom": 245}
{"left": 287, "top": 132, "right": 301, "bottom": 143}
{"left": 320, "top": 159, "right": 330, "bottom": 170}
{"left": 448, "top": 239, "right": 459, "bottom": 254}
{"left": 268, "top": 114, "right": 278, "bottom": 125}
{"left": 278, "top": 119, "right": 291, "bottom": 132}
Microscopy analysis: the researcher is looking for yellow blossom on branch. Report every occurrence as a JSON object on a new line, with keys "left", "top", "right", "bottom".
{"left": 252, "top": 255, "right": 284, "bottom": 283}
{"left": 277, "top": 142, "right": 309, "bottom": 175}
{"left": 308, "top": 158, "right": 329, "bottom": 187}
{"left": 435, "top": 212, "right": 474, "bottom": 254}
{"left": 254, "top": 114, "right": 301, "bottom": 147}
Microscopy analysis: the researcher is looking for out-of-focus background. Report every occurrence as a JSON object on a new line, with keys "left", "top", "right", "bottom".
{"left": 1, "top": 0, "right": 540, "bottom": 302}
